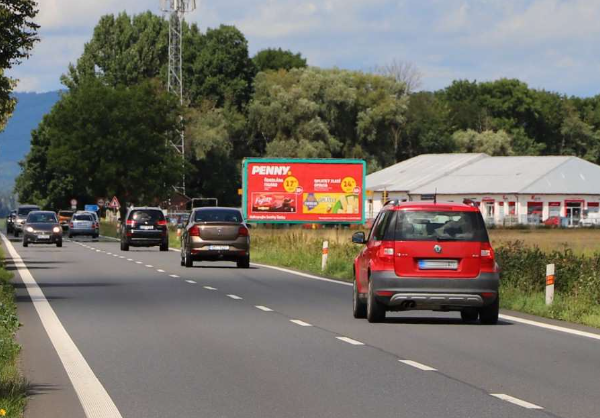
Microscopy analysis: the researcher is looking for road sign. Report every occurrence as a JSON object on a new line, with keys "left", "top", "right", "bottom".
{"left": 70, "top": 198, "right": 77, "bottom": 206}
{"left": 97, "top": 198, "right": 105, "bottom": 207}
{"left": 108, "top": 196, "right": 121, "bottom": 209}
{"left": 85, "top": 205, "right": 99, "bottom": 212}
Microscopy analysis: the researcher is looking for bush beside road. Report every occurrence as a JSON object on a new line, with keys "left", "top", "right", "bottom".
{"left": 0, "top": 245, "right": 27, "bottom": 417}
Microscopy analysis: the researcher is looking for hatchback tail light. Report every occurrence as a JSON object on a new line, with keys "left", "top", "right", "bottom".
{"left": 238, "top": 226, "right": 249, "bottom": 237}
{"left": 189, "top": 225, "right": 201, "bottom": 237}
{"left": 480, "top": 242, "right": 496, "bottom": 272}
{"left": 157, "top": 220, "right": 167, "bottom": 226}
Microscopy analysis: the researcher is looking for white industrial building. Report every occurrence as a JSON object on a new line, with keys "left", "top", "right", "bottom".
{"left": 366, "top": 153, "right": 600, "bottom": 226}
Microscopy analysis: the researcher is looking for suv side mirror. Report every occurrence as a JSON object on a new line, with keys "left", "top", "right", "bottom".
{"left": 352, "top": 231, "right": 366, "bottom": 244}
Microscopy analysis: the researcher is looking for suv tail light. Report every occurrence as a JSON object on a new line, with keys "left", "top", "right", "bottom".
{"left": 157, "top": 220, "right": 167, "bottom": 226}
{"left": 189, "top": 225, "right": 201, "bottom": 237}
{"left": 238, "top": 226, "right": 249, "bottom": 237}
{"left": 126, "top": 220, "right": 135, "bottom": 227}
{"left": 376, "top": 243, "right": 395, "bottom": 267}
{"left": 480, "top": 242, "right": 496, "bottom": 272}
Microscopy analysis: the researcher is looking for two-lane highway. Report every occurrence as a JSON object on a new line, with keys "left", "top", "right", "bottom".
{"left": 2, "top": 234, "right": 600, "bottom": 418}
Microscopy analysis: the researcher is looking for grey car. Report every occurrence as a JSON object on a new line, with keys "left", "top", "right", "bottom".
{"left": 13, "top": 204, "right": 41, "bottom": 237}
{"left": 180, "top": 207, "right": 250, "bottom": 268}
{"left": 22, "top": 211, "right": 63, "bottom": 247}
{"left": 68, "top": 212, "right": 99, "bottom": 238}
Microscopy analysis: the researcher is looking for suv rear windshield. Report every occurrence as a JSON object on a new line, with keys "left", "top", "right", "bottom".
{"left": 73, "top": 214, "right": 93, "bottom": 221}
{"left": 395, "top": 210, "right": 488, "bottom": 242}
{"left": 27, "top": 212, "right": 57, "bottom": 223}
{"left": 130, "top": 210, "right": 165, "bottom": 223}
{"left": 194, "top": 209, "right": 242, "bottom": 223}
{"left": 18, "top": 207, "right": 39, "bottom": 216}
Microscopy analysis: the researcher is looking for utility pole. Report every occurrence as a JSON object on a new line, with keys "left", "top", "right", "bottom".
{"left": 160, "top": 0, "right": 196, "bottom": 195}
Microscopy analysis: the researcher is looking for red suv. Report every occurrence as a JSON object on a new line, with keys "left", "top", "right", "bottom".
{"left": 352, "top": 201, "right": 500, "bottom": 324}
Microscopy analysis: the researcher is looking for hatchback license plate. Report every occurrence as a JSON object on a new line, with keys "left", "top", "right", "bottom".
{"left": 37, "top": 234, "right": 50, "bottom": 239}
{"left": 418, "top": 259, "right": 458, "bottom": 270}
{"left": 209, "top": 245, "right": 229, "bottom": 251}
{"left": 140, "top": 225, "right": 154, "bottom": 230}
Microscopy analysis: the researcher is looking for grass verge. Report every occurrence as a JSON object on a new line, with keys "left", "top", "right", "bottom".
{"left": 0, "top": 245, "right": 27, "bottom": 417}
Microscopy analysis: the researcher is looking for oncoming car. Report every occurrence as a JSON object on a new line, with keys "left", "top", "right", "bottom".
{"left": 352, "top": 201, "right": 500, "bottom": 324}
{"left": 22, "top": 211, "right": 62, "bottom": 247}
{"left": 180, "top": 207, "right": 250, "bottom": 268}
{"left": 13, "top": 204, "right": 40, "bottom": 237}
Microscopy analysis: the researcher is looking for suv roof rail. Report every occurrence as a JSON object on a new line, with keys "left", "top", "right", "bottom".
{"left": 383, "top": 199, "right": 400, "bottom": 206}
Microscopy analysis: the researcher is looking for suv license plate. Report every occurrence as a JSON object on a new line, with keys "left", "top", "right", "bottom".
{"left": 419, "top": 260, "right": 458, "bottom": 270}
{"left": 140, "top": 225, "right": 154, "bottom": 230}
{"left": 209, "top": 245, "right": 229, "bottom": 251}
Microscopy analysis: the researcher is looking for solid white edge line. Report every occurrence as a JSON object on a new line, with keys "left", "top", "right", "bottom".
{"left": 290, "top": 319, "right": 312, "bottom": 327}
{"left": 399, "top": 359, "right": 437, "bottom": 371}
{"left": 336, "top": 336, "right": 364, "bottom": 346}
{"left": 252, "top": 263, "right": 600, "bottom": 342}
{"left": 185, "top": 280, "right": 197, "bottom": 284}
{"left": 203, "top": 286, "right": 217, "bottom": 291}
{"left": 1, "top": 233, "right": 124, "bottom": 418}
{"left": 227, "top": 294, "right": 243, "bottom": 300}
{"left": 499, "top": 314, "right": 600, "bottom": 341}
{"left": 255, "top": 305, "right": 273, "bottom": 312}
{"left": 490, "top": 394, "right": 543, "bottom": 410}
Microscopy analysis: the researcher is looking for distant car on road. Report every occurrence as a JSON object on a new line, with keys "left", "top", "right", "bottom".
{"left": 13, "top": 204, "right": 41, "bottom": 237}
{"left": 180, "top": 207, "right": 250, "bottom": 268}
{"left": 120, "top": 207, "right": 168, "bottom": 251}
{"left": 352, "top": 201, "right": 500, "bottom": 324}
{"left": 22, "top": 211, "right": 62, "bottom": 248}
{"left": 68, "top": 212, "right": 99, "bottom": 239}
{"left": 57, "top": 210, "right": 75, "bottom": 231}
{"left": 6, "top": 210, "right": 16, "bottom": 234}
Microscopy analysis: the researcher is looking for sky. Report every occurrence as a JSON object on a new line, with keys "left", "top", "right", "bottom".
{"left": 7, "top": 0, "right": 600, "bottom": 97}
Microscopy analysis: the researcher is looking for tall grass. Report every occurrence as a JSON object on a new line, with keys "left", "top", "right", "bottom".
{"left": 0, "top": 246, "right": 28, "bottom": 417}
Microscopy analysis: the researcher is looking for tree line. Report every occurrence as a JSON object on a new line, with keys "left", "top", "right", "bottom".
{"left": 14, "top": 11, "right": 600, "bottom": 210}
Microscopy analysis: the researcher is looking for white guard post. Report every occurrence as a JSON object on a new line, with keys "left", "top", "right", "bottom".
{"left": 322, "top": 240, "right": 329, "bottom": 271}
{"left": 546, "top": 264, "right": 555, "bottom": 305}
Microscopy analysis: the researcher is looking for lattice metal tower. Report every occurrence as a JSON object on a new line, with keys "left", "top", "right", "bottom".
{"left": 160, "top": 0, "right": 196, "bottom": 195}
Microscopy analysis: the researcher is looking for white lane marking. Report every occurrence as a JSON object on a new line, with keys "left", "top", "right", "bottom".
{"left": 499, "top": 314, "right": 600, "bottom": 341}
{"left": 203, "top": 286, "right": 217, "bottom": 291}
{"left": 252, "top": 263, "right": 353, "bottom": 287}
{"left": 336, "top": 337, "right": 364, "bottom": 346}
{"left": 135, "top": 261, "right": 142, "bottom": 264}
{"left": 290, "top": 319, "right": 312, "bottom": 327}
{"left": 253, "top": 264, "right": 600, "bottom": 341}
{"left": 1, "top": 233, "right": 124, "bottom": 418}
{"left": 399, "top": 360, "right": 437, "bottom": 371}
{"left": 99, "top": 235, "right": 119, "bottom": 242}
{"left": 96, "top": 250, "right": 102, "bottom": 253}
{"left": 185, "top": 280, "right": 197, "bottom": 284}
{"left": 119, "top": 256, "right": 125, "bottom": 259}
{"left": 255, "top": 305, "right": 273, "bottom": 312}
{"left": 127, "top": 258, "right": 133, "bottom": 262}
{"left": 106, "top": 252, "right": 112, "bottom": 255}
{"left": 157, "top": 269, "right": 165, "bottom": 273}
{"left": 490, "top": 394, "right": 543, "bottom": 410}
{"left": 227, "top": 294, "right": 243, "bottom": 300}
{"left": 169, "top": 274, "right": 180, "bottom": 278}
{"left": 112, "top": 255, "right": 118, "bottom": 257}
{"left": 145, "top": 264, "right": 153, "bottom": 268}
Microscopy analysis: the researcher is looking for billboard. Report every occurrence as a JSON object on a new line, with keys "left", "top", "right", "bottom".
{"left": 242, "top": 158, "right": 366, "bottom": 224}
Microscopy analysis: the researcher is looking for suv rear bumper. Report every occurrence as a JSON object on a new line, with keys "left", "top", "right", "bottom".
{"left": 370, "top": 270, "right": 499, "bottom": 310}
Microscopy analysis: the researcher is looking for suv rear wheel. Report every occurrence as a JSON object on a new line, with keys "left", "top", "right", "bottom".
{"left": 120, "top": 240, "right": 129, "bottom": 251}
{"left": 353, "top": 279, "right": 367, "bottom": 319}
{"left": 367, "top": 279, "right": 386, "bottom": 323}
{"left": 160, "top": 240, "right": 169, "bottom": 252}
{"left": 479, "top": 296, "right": 499, "bottom": 325}
{"left": 461, "top": 308, "right": 479, "bottom": 323}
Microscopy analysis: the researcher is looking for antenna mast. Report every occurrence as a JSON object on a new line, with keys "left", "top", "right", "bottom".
{"left": 160, "top": 0, "right": 196, "bottom": 195}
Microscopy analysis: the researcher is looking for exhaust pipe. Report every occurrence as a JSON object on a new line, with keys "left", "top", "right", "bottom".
{"left": 400, "top": 300, "right": 416, "bottom": 309}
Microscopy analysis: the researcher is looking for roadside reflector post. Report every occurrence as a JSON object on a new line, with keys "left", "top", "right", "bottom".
{"left": 546, "top": 264, "right": 555, "bottom": 305}
{"left": 322, "top": 240, "right": 329, "bottom": 271}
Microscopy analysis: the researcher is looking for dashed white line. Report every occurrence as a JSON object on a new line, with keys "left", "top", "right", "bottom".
{"left": 145, "top": 264, "right": 153, "bottom": 268}
{"left": 169, "top": 274, "right": 180, "bottom": 278}
{"left": 399, "top": 360, "right": 437, "bottom": 371}
{"left": 203, "top": 286, "right": 217, "bottom": 291}
{"left": 227, "top": 294, "right": 243, "bottom": 300}
{"left": 127, "top": 259, "right": 133, "bottom": 262}
{"left": 156, "top": 269, "right": 165, "bottom": 273}
{"left": 185, "top": 280, "right": 197, "bottom": 284}
{"left": 255, "top": 305, "right": 273, "bottom": 312}
{"left": 336, "top": 337, "right": 364, "bottom": 346}
{"left": 490, "top": 394, "right": 543, "bottom": 410}
{"left": 119, "top": 256, "right": 125, "bottom": 259}
{"left": 106, "top": 252, "right": 112, "bottom": 255}
{"left": 290, "top": 319, "right": 312, "bottom": 327}
{"left": 135, "top": 261, "right": 142, "bottom": 264}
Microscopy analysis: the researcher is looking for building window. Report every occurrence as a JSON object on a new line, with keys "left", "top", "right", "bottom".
{"left": 527, "top": 202, "right": 543, "bottom": 224}
{"left": 588, "top": 202, "right": 600, "bottom": 214}
{"left": 508, "top": 202, "right": 516, "bottom": 215}
{"left": 549, "top": 202, "right": 561, "bottom": 218}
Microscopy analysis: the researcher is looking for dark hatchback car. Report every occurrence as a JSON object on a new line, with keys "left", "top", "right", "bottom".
{"left": 352, "top": 201, "right": 500, "bottom": 324}
{"left": 22, "top": 211, "right": 63, "bottom": 247}
{"left": 6, "top": 210, "right": 16, "bottom": 234}
{"left": 180, "top": 207, "right": 250, "bottom": 268}
{"left": 120, "top": 207, "right": 168, "bottom": 251}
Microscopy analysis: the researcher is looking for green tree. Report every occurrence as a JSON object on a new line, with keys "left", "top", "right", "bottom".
{"left": 452, "top": 129, "right": 514, "bottom": 156}
{"left": 15, "top": 80, "right": 184, "bottom": 209}
{"left": 0, "top": 0, "right": 39, "bottom": 131}
{"left": 253, "top": 48, "right": 307, "bottom": 72}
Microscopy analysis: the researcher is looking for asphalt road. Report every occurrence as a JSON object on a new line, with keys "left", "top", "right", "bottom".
{"left": 2, "top": 234, "right": 600, "bottom": 418}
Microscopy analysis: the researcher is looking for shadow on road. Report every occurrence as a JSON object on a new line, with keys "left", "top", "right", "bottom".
{"left": 13, "top": 282, "right": 120, "bottom": 289}
{"left": 382, "top": 317, "right": 512, "bottom": 326}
